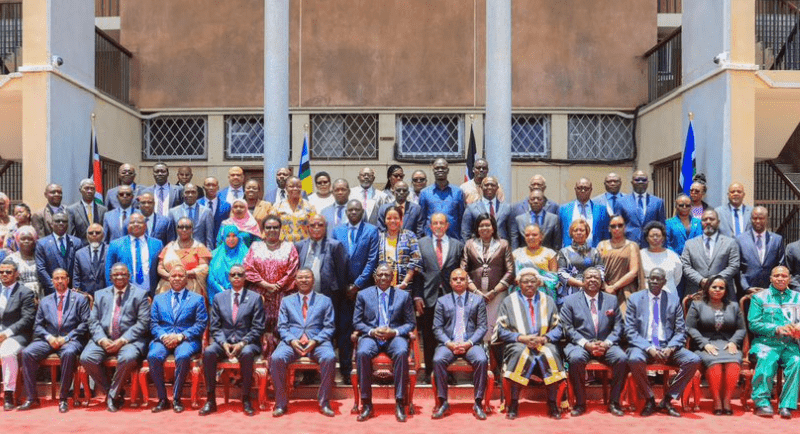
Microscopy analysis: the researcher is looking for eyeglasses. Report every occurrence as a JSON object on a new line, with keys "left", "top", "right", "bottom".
{"left": 118, "top": 193, "right": 133, "bottom": 197}
{"left": 676, "top": 204, "right": 691, "bottom": 208}
{"left": 575, "top": 187, "right": 591, "bottom": 192}
{"left": 632, "top": 177, "right": 648, "bottom": 182}
{"left": 176, "top": 225, "right": 193, "bottom": 229}
{"left": 229, "top": 272, "right": 244, "bottom": 277}
{"left": 689, "top": 189, "right": 703, "bottom": 193}
{"left": 53, "top": 220, "right": 69, "bottom": 224}
{"left": 87, "top": 231, "right": 102, "bottom": 235}
{"left": 309, "top": 223, "right": 325, "bottom": 228}
{"left": 609, "top": 224, "right": 624, "bottom": 229}
{"left": 412, "top": 178, "right": 426, "bottom": 182}
{"left": 264, "top": 226, "right": 281, "bottom": 231}
{"left": 0, "top": 270, "right": 14, "bottom": 275}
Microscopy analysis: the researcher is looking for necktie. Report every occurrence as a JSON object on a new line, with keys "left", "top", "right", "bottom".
{"left": 57, "top": 294, "right": 64, "bottom": 327}
{"left": 234, "top": 189, "right": 241, "bottom": 199}
{"left": 134, "top": 238, "right": 144, "bottom": 285}
{"left": 280, "top": 190, "right": 286, "bottom": 201}
{"left": 756, "top": 234, "right": 764, "bottom": 263}
{"left": 436, "top": 238, "right": 444, "bottom": 268}
{"left": 651, "top": 296, "right": 660, "bottom": 347}
{"left": 705, "top": 236, "right": 712, "bottom": 260}
{"left": 610, "top": 195, "right": 617, "bottom": 213}
{"left": 121, "top": 209, "right": 128, "bottom": 235}
{"left": 87, "top": 204, "right": 93, "bottom": 224}
{"left": 733, "top": 208, "right": 741, "bottom": 236}
{"left": 348, "top": 226, "right": 356, "bottom": 255}
{"left": 111, "top": 290, "right": 122, "bottom": 339}
{"left": 188, "top": 204, "right": 196, "bottom": 223}
{"left": 380, "top": 292, "right": 388, "bottom": 327}
{"left": 59, "top": 237, "right": 66, "bottom": 256}
{"left": 336, "top": 205, "right": 344, "bottom": 226}
{"left": 92, "top": 248, "right": 99, "bottom": 265}
{"left": 590, "top": 298, "right": 599, "bottom": 334}
{"left": 172, "top": 292, "right": 181, "bottom": 317}
{"left": 489, "top": 200, "right": 496, "bottom": 219}
{"left": 302, "top": 295, "right": 308, "bottom": 320}
{"left": 579, "top": 203, "right": 587, "bottom": 219}
{"left": 527, "top": 297, "right": 536, "bottom": 329}
{"left": 146, "top": 216, "right": 153, "bottom": 237}
{"left": 159, "top": 187, "right": 166, "bottom": 213}
{"left": 454, "top": 296, "right": 466, "bottom": 342}
{"left": 363, "top": 190, "right": 368, "bottom": 207}
{"left": 638, "top": 195, "right": 646, "bottom": 220}
{"left": 232, "top": 292, "right": 240, "bottom": 322}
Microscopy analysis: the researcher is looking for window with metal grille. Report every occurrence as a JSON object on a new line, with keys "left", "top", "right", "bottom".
{"left": 143, "top": 116, "right": 207, "bottom": 161}
{"left": 511, "top": 114, "right": 551, "bottom": 159}
{"left": 224, "top": 115, "right": 293, "bottom": 161}
{"left": 567, "top": 114, "right": 634, "bottom": 161}
{"left": 397, "top": 114, "right": 463, "bottom": 159}
{"left": 310, "top": 114, "right": 378, "bottom": 160}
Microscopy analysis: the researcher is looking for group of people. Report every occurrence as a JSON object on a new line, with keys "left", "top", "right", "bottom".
{"left": 0, "top": 159, "right": 798, "bottom": 421}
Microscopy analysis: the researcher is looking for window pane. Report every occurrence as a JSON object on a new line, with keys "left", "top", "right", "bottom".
{"left": 511, "top": 114, "right": 550, "bottom": 158}
{"left": 310, "top": 114, "right": 378, "bottom": 159}
{"left": 143, "top": 116, "right": 207, "bottom": 160}
{"left": 567, "top": 114, "right": 634, "bottom": 160}
{"left": 397, "top": 114, "right": 463, "bottom": 159}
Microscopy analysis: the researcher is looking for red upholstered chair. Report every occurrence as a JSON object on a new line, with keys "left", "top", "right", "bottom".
{"left": 740, "top": 288, "right": 773, "bottom": 411}
{"left": 137, "top": 327, "right": 206, "bottom": 408}
{"left": 204, "top": 355, "right": 269, "bottom": 410}
{"left": 74, "top": 357, "right": 140, "bottom": 406}
{"left": 430, "top": 354, "right": 495, "bottom": 413}
{"left": 565, "top": 359, "right": 632, "bottom": 408}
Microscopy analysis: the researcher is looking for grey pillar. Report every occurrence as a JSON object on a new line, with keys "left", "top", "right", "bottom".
{"left": 485, "top": 0, "right": 512, "bottom": 199}
{"left": 264, "top": 0, "right": 290, "bottom": 193}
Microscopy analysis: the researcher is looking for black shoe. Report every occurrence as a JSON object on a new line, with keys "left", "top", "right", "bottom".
{"left": 341, "top": 376, "right": 352, "bottom": 386}
{"left": 199, "top": 398, "right": 217, "bottom": 416}
{"left": 547, "top": 401, "right": 562, "bottom": 420}
{"left": 640, "top": 398, "right": 657, "bottom": 417}
{"left": 570, "top": 404, "right": 586, "bottom": 417}
{"left": 107, "top": 396, "right": 121, "bottom": 413}
{"left": 17, "top": 399, "right": 40, "bottom": 411}
{"left": 713, "top": 409, "right": 723, "bottom": 416}
{"left": 242, "top": 397, "right": 255, "bottom": 416}
{"left": 659, "top": 400, "right": 681, "bottom": 418}
{"left": 395, "top": 403, "right": 407, "bottom": 422}
{"left": 3, "top": 391, "right": 14, "bottom": 411}
{"left": 173, "top": 399, "right": 184, "bottom": 413}
{"left": 724, "top": 408, "right": 734, "bottom": 416}
{"left": 608, "top": 401, "right": 625, "bottom": 417}
{"left": 754, "top": 406, "right": 774, "bottom": 417}
{"left": 431, "top": 401, "right": 450, "bottom": 419}
{"left": 272, "top": 406, "right": 287, "bottom": 417}
{"left": 506, "top": 400, "right": 519, "bottom": 420}
{"left": 473, "top": 403, "right": 487, "bottom": 420}
{"left": 151, "top": 399, "right": 171, "bottom": 413}
{"left": 58, "top": 400, "right": 69, "bottom": 413}
{"left": 780, "top": 408, "right": 792, "bottom": 419}
{"left": 357, "top": 404, "right": 373, "bottom": 422}
{"left": 320, "top": 404, "right": 335, "bottom": 417}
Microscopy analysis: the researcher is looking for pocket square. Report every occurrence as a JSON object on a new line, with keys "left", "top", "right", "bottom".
{"left": 605, "top": 309, "right": 615, "bottom": 316}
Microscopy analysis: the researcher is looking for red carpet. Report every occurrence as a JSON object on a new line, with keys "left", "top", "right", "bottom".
{"left": 2, "top": 398, "right": 797, "bottom": 434}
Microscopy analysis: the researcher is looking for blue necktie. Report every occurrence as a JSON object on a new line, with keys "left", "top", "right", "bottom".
{"left": 610, "top": 194, "right": 617, "bottom": 212}
{"left": 59, "top": 237, "right": 66, "bottom": 256}
{"left": 122, "top": 209, "right": 128, "bottom": 235}
{"left": 348, "top": 226, "right": 356, "bottom": 256}
{"left": 638, "top": 195, "right": 646, "bottom": 220}
{"left": 531, "top": 212, "right": 541, "bottom": 226}
{"left": 651, "top": 295, "right": 660, "bottom": 347}
{"left": 579, "top": 204, "right": 587, "bottom": 219}
{"left": 379, "top": 292, "right": 388, "bottom": 327}
{"left": 188, "top": 204, "right": 196, "bottom": 223}
{"left": 454, "top": 296, "right": 466, "bottom": 342}
{"left": 733, "top": 208, "right": 741, "bottom": 236}
{"left": 172, "top": 292, "right": 181, "bottom": 317}
{"left": 134, "top": 238, "right": 144, "bottom": 285}
{"left": 336, "top": 205, "right": 344, "bottom": 226}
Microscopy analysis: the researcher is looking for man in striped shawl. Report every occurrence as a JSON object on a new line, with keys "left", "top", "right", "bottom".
{"left": 492, "top": 267, "right": 567, "bottom": 420}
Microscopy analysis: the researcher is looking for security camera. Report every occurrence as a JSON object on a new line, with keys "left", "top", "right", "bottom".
{"left": 713, "top": 52, "right": 729, "bottom": 65}
{"left": 51, "top": 56, "right": 63, "bottom": 67}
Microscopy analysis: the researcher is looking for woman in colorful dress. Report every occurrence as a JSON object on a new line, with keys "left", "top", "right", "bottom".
{"left": 596, "top": 214, "right": 643, "bottom": 313}
{"left": 377, "top": 205, "right": 421, "bottom": 291}
{"left": 556, "top": 219, "right": 604, "bottom": 307}
{"left": 512, "top": 223, "right": 558, "bottom": 299}
{"left": 219, "top": 198, "right": 263, "bottom": 247}
{"left": 155, "top": 217, "right": 212, "bottom": 297}
{"left": 275, "top": 176, "right": 316, "bottom": 242}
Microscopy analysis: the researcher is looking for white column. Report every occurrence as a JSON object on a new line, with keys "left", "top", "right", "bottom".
{"left": 485, "top": 0, "right": 512, "bottom": 199}
{"left": 263, "top": 0, "right": 290, "bottom": 193}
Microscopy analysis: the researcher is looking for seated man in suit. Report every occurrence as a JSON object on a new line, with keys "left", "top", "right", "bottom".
{"left": 0, "top": 260, "right": 36, "bottom": 410}
{"left": 512, "top": 189, "right": 561, "bottom": 250}
{"left": 105, "top": 164, "right": 144, "bottom": 211}
{"left": 625, "top": 268, "right": 700, "bottom": 417}
{"left": 320, "top": 179, "right": 351, "bottom": 237}
{"left": 377, "top": 181, "right": 424, "bottom": 237}
{"left": 737, "top": 206, "right": 784, "bottom": 296}
{"left": 200, "top": 264, "right": 264, "bottom": 416}
{"left": 559, "top": 178, "right": 609, "bottom": 247}
{"left": 168, "top": 183, "right": 214, "bottom": 248}
{"left": 19, "top": 269, "right": 90, "bottom": 412}
{"left": 67, "top": 178, "right": 107, "bottom": 242}
{"left": 271, "top": 268, "right": 336, "bottom": 417}
{"left": 681, "top": 209, "right": 740, "bottom": 300}
{"left": 71, "top": 223, "right": 107, "bottom": 296}
{"left": 103, "top": 185, "right": 135, "bottom": 242}
{"left": 146, "top": 163, "right": 184, "bottom": 217}
{"left": 493, "top": 268, "right": 566, "bottom": 420}
{"left": 136, "top": 192, "right": 175, "bottom": 247}
{"left": 353, "top": 264, "right": 416, "bottom": 422}
{"left": 106, "top": 213, "right": 164, "bottom": 297}
{"left": 560, "top": 267, "right": 626, "bottom": 417}
{"left": 148, "top": 265, "right": 208, "bottom": 413}
{"left": 79, "top": 263, "right": 150, "bottom": 412}
{"left": 295, "top": 215, "right": 347, "bottom": 298}
{"left": 198, "top": 176, "right": 231, "bottom": 239}
{"left": 461, "top": 177, "right": 511, "bottom": 242}
{"left": 34, "top": 212, "right": 82, "bottom": 296}
{"left": 431, "top": 268, "right": 488, "bottom": 420}
{"left": 592, "top": 172, "right": 626, "bottom": 217}
{"left": 32, "top": 184, "right": 68, "bottom": 238}
{"left": 748, "top": 266, "right": 800, "bottom": 419}
{"left": 613, "top": 170, "right": 666, "bottom": 246}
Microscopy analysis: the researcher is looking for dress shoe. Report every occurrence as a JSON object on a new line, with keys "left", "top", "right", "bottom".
{"left": 659, "top": 400, "right": 681, "bottom": 418}
{"left": 640, "top": 398, "right": 657, "bottom": 417}
{"left": 341, "top": 376, "right": 352, "bottom": 386}
{"left": 357, "top": 404, "right": 374, "bottom": 422}
{"left": 395, "top": 402, "right": 407, "bottom": 422}
{"left": 151, "top": 399, "right": 171, "bottom": 413}
{"left": 17, "top": 399, "right": 40, "bottom": 411}
{"left": 779, "top": 408, "right": 792, "bottom": 419}
{"left": 199, "top": 399, "right": 217, "bottom": 416}
{"left": 4, "top": 391, "right": 14, "bottom": 411}
{"left": 713, "top": 409, "right": 723, "bottom": 416}
{"left": 272, "top": 406, "right": 287, "bottom": 417}
{"left": 320, "top": 404, "right": 335, "bottom": 417}
{"left": 570, "top": 404, "right": 586, "bottom": 417}
{"left": 58, "top": 400, "right": 69, "bottom": 413}
{"left": 242, "top": 397, "right": 255, "bottom": 416}
{"left": 608, "top": 401, "right": 625, "bottom": 417}
{"left": 107, "top": 396, "right": 121, "bottom": 413}
{"left": 473, "top": 403, "right": 487, "bottom": 420}
{"left": 724, "top": 408, "right": 734, "bottom": 416}
{"left": 505, "top": 400, "right": 519, "bottom": 420}
{"left": 173, "top": 399, "right": 184, "bottom": 413}
{"left": 431, "top": 401, "right": 450, "bottom": 419}
{"left": 754, "top": 406, "right": 774, "bottom": 417}
{"left": 547, "top": 401, "right": 562, "bottom": 420}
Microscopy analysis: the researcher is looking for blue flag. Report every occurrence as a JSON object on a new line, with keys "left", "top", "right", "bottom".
{"left": 679, "top": 121, "right": 695, "bottom": 195}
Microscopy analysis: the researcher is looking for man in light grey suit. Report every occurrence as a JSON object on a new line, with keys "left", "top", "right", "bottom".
{"left": 168, "top": 184, "right": 214, "bottom": 248}
{"left": 715, "top": 182, "right": 752, "bottom": 238}
{"left": 681, "top": 209, "right": 741, "bottom": 300}
{"left": 79, "top": 263, "right": 151, "bottom": 412}
{"left": 67, "top": 179, "right": 107, "bottom": 242}
{"left": 737, "top": 206, "right": 784, "bottom": 296}
{"left": 512, "top": 189, "right": 561, "bottom": 250}
{"left": 592, "top": 172, "right": 626, "bottom": 217}
{"left": 461, "top": 177, "right": 512, "bottom": 242}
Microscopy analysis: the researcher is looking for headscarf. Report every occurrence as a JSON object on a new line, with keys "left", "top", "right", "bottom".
{"left": 14, "top": 225, "right": 37, "bottom": 245}
{"left": 208, "top": 225, "right": 250, "bottom": 301}
{"left": 221, "top": 198, "right": 261, "bottom": 238}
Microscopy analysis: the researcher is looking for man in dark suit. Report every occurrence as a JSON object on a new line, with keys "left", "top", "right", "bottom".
{"left": 135, "top": 192, "right": 175, "bottom": 247}
{"left": 377, "top": 181, "right": 424, "bottom": 237}
{"left": 218, "top": 166, "right": 245, "bottom": 205}
{"left": 320, "top": 179, "right": 351, "bottom": 237}
{"left": 413, "top": 213, "right": 465, "bottom": 382}
{"left": 19, "top": 269, "right": 90, "bottom": 413}
{"left": 168, "top": 183, "right": 214, "bottom": 248}
{"left": 198, "top": 176, "right": 231, "bottom": 240}
{"left": 332, "top": 199, "right": 379, "bottom": 384}
{"left": 512, "top": 189, "right": 561, "bottom": 250}
{"left": 461, "top": 177, "right": 512, "bottom": 242}
{"left": 270, "top": 268, "right": 336, "bottom": 417}
{"left": 34, "top": 212, "right": 82, "bottom": 296}
{"left": 431, "top": 268, "right": 488, "bottom": 420}
{"left": 199, "top": 264, "right": 264, "bottom": 416}
{"left": 295, "top": 215, "right": 347, "bottom": 298}
{"left": 625, "top": 268, "right": 701, "bottom": 417}
{"left": 176, "top": 166, "right": 204, "bottom": 199}
{"left": 592, "top": 172, "right": 626, "bottom": 217}
{"left": 264, "top": 167, "right": 307, "bottom": 204}
{"left": 67, "top": 179, "right": 107, "bottom": 242}
{"left": 145, "top": 163, "right": 184, "bottom": 217}
{"left": 559, "top": 178, "right": 609, "bottom": 247}
{"left": 32, "top": 183, "right": 67, "bottom": 238}
{"left": 613, "top": 170, "right": 666, "bottom": 246}
{"left": 148, "top": 265, "right": 208, "bottom": 413}
{"left": 353, "top": 264, "right": 416, "bottom": 422}
{"left": 105, "top": 214, "right": 164, "bottom": 296}
{"left": 681, "top": 209, "right": 741, "bottom": 300}
{"left": 103, "top": 185, "right": 136, "bottom": 242}
{"left": 560, "top": 267, "right": 626, "bottom": 417}
{"left": 512, "top": 174, "right": 560, "bottom": 219}
{"left": 105, "top": 164, "right": 145, "bottom": 211}
{"left": 79, "top": 263, "right": 150, "bottom": 412}
{"left": 0, "top": 260, "right": 36, "bottom": 410}
{"left": 71, "top": 223, "right": 107, "bottom": 296}
{"left": 737, "top": 206, "right": 784, "bottom": 296}
{"left": 716, "top": 182, "right": 752, "bottom": 238}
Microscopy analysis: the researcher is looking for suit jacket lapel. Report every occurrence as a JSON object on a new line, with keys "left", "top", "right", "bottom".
{"left": 660, "top": 291, "right": 668, "bottom": 330}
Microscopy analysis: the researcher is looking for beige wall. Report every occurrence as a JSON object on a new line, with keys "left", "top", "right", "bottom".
{"left": 637, "top": 96, "right": 684, "bottom": 174}
{"left": 93, "top": 96, "right": 142, "bottom": 164}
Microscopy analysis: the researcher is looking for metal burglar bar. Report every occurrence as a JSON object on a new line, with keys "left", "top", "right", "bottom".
{"left": 95, "top": 27, "right": 132, "bottom": 104}
{"left": 651, "top": 154, "right": 681, "bottom": 217}
{"left": 310, "top": 114, "right": 378, "bottom": 160}
{"left": 143, "top": 116, "right": 208, "bottom": 161}
{"left": 0, "top": 161, "right": 22, "bottom": 202}
{"left": 567, "top": 114, "right": 634, "bottom": 161}
{"left": 95, "top": 0, "right": 120, "bottom": 17}
{"left": 645, "top": 27, "right": 682, "bottom": 102}
{"left": 756, "top": 0, "right": 800, "bottom": 70}
{"left": 511, "top": 114, "right": 550, "bottom": 159}
{"left": 0, "top": 2, "right": 22, "bottom": 75}
{"left": 657, "top": 0, "right": 682, "bottom": 13}
{"left": 225, "top": 114, "right": 292, "bottom": 160}
{"left": 396, "top": 114, "right": 463, "bottom": 159}
{"left": 754, "top": 160, "right": 800, "bottom": 242}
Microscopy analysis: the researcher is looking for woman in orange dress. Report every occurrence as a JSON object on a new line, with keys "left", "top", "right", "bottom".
{"left": 155, "top": 217, "right": 213, "bottom": 297}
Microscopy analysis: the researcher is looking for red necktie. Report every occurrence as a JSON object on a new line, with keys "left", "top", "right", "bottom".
{"left": 57, "top": 294, "right": 64, "bottom": 327}
{"left": 527, "top": 297, "right": 536, "bottom": 330}
{"left": 232, "top": 292, "right": 240, "bottom": 323}
{"left": 489, "top": 200, "right": 496, "bottom": 219}
{"left": 299, "top": 295, "right": 310, "bottom": 345}
{"left": 111, "top": 291, "right": 123, "bottom": 339}
{"left": 363, "top": 190, "right": 368, "bottom": 207}
{"left": 590, "top": 298, "right": 599, "bottom": 334}
{"left": 436, "top": 238, "right": 444, "bottom": 268}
